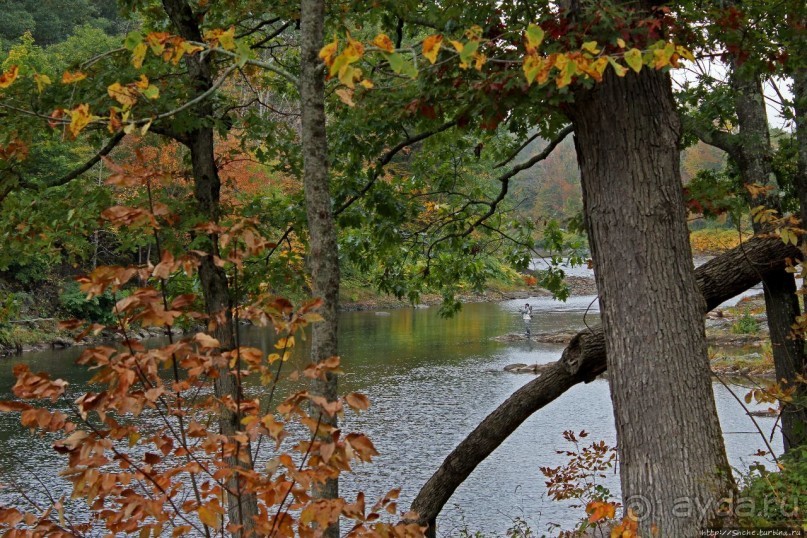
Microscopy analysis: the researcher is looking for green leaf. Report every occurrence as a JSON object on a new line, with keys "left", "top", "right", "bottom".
{"left": 525, "top": 24, "right": 545, "bottom": 52}
{"left": 458, "top": 40, "right": 479, "bottom": 66}
{"left": 142, "top": 85, "right": 160, "bottom": 100}
{"left": 607, "top": 56, "right": 628, "bottom": 77}
{"left": 624, "top": 48, "right": 642, "bottom": 73}
{"left": 385, "top": 51, "right": 405, "bottom": 73}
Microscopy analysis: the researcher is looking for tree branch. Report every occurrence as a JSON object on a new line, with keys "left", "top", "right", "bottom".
{"left": 21, "top": 132, "right": 126, "bottom": 189}
{"left": 334, "top": 120, "right": 458, "bottom": 215}
{"left": 425, "top": 124, "right": 573, "bottom": 258}
{"left": 684, "top": 117, "right": 739, "bottom": 158}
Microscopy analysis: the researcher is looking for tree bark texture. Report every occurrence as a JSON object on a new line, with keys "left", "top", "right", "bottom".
{"left": 300, "top": 0, "right": 341, "bottom": 535}
{"left": 409, "top": 233, "right": 797, "bottom": 534}
{"left": 569, "top": 68, "right": 735, "bottom": 535}
{"left": 161, "top": 1, "right": 259, "bottom": 535}
{"left": 732, "top": 71, "right": 807, "bottom": 453}
{"left": 791, "top": 58, "right": 807, "bottom": 449}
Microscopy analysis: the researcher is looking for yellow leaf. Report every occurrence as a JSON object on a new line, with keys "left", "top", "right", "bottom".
{"left": 373, "top": 33, "right": 395, "bottom": 53}
{"left": 617, "top": 38, "right": 626, "bottom": 48}
{"left": 422, "top": 34, "right": 443, "bottom": 64}
{"left": 68, "top": 104, "right": 97, "bottom": 137}
{"left": 319, "top": 38, "right": 338, "bottom": 68}
{"left": 523, "top": 54, "right": 543, "bottom": 85}
{"left": 555, "top": 54, "right": 578, "bottom": 88}
{"left": 359, "top": 78, "right": 374, "bottom": 89}
{"left": 653, "top": 41, "right": 676, "bottom": 69}
{"left": 132, "top": 42, "right": 148, "bottom": 68}
{"left": 330, "top": 34, "right": 364, "bottom": 79}
{"left": 586, "top": 57, "right": 609, "bottom": 82}
{"left": 344, "top": 34, "right": 365, "bottom": 62}
{"left": 624, "top": 48, "right": 643, "bottom": 73}
{"left": 0, "top": 65, "right": 19, "bottom": 89}
{"left": 474, "top": 53, "right": 487, "bottom": 71}
{"left": 61, "top": 71, "right": 87, "bottom": 84}
{"left": 607, "top": 56, "right": 628, "bottom": 77}
{"left": 465, "top": 25, "right": 484, "bottom": 40}
{"left": 205, "top": 27, "right": 236, "bottom": 51}
{"left": 450, "top": 40, "right": 464, "bottom": 53}
{"left": 676, "top": 44, "right": 695, "bottom": 61}
{"left": 107, "top": 82, "right": 139, "bottom": 108}
{"left": 134, "top": 74, "right": 149, "bottom": 89}
{"left": 338, "top": 64, "right": 361, "bottom": 88}
{"left": 34, "top": 73, "right": 51, "bottom": 93}
{"left": 582, "top": 41, "right": 601, "bottom": 55}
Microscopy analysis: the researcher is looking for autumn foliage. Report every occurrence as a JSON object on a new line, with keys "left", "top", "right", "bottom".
{"left": 0, "top": 161, "right": 423, "bottom": 537}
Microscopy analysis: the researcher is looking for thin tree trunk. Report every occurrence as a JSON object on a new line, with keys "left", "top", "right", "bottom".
{"left": 569, "top": 67, "right": 735, "bottom": 534}
{"left": 300, "top": 1, "right": 340, "bottom": 536}
{"left": 790, "top": 56, "right": 807, "bottom": 449}
{"left": 161, "top": 1, "right": 260, "bottom": 534}
{"left": 409, "top": 233, "right": 796, "bottom": 534}
{"left": 732, "top": 71, "right": 807, "bottom": 453}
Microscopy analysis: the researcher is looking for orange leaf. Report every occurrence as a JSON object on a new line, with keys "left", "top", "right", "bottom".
{"left": 0, "top": 65, "right": 19, "bottom": 89}
{"left": 198, "top": 505, "right": 220, "bottom": 529}
{"left": 373, "top": 34, "right": 395, "bottom": 53}
{"left": 319, "top": 37, "right": 338, "bottom": 68}
{"left": 586, "top": 500, "right": 616, "bottom": 523}
{"left": 61, "top": 71, "right": 87, "bottom": 84}
{"left": 345, "top": 392, "right": 371, "bottom": 412}
{"left": 422, "top": 35, "right": 443, "bottom": 64}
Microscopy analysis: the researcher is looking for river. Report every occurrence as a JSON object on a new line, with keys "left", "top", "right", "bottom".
{"left": 0, "top": 294, "right": 781, "bottom": 536}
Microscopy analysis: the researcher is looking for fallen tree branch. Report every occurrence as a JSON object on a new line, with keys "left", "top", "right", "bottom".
{"left": 408, "top": 233, "right": 799, "bottom": 535}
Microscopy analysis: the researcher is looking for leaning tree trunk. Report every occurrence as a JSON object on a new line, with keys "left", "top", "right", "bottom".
{"left": 300, "top": 1, "right": 341, "bottom": 536}
{"left": 408, "top": 233, "right": 798, "bottom": 532}
{"left": 732, "top": 71, "right": 807, "bottom": 453}
{"left": 161, "top": 0, "right": 260, "bottom": 534}
{"left": 568, "top": 68, "right": 735, "bottom": 534}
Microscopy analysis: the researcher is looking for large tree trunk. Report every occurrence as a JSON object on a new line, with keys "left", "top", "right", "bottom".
{"left": 161, "top": 1, "right": 259, "bottom": 534}
{"left": 409, "top": 233, "right": 797, "bottom": 534}
{"left": 732, "top": 71, "right": 807, "bottom": 453}
{"left": 791, "top": 58, "right": 807, "bottom": 449}
{"left": 569, "top": 68, "right": 734, "bottom": 534}
{"left": 300, "top": 1, "right": 341, "bottom": 536}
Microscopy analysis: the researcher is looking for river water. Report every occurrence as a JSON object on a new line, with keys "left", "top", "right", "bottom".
{"left": 0, "top": 294, "right": 780, "bottom": 536}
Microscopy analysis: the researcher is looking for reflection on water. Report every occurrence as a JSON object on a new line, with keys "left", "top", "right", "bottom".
{"left": 0, "top": 297, "right": 781, "bottom": 536}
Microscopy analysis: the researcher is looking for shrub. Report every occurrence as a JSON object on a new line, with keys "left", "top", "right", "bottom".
{"left": 732, "top": 309, "right": 760, "bottom": 335}
{"left": 59, "top": 280, "right": 116, "bottom": 325}
{"left": 739, "top": 447, "right": 807, "bottom": 527}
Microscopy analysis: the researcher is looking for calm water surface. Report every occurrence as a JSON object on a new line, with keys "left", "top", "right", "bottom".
{"left": 0, "top": 296, "right": 780, "bottom": 536}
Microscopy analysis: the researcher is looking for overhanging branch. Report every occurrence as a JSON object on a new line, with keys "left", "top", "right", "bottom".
{"left": 21, "top": 132, "right": 126, "bottom": 190}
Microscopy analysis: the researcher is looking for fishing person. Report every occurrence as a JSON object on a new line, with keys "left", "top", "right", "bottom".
{"left": 521, "top": 303, "right": 532, "bottom": 337}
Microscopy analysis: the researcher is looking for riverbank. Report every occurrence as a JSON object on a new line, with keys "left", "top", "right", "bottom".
{"left": 1, "top": 271, "right": 775, "bottom": 383}
{"left": 501, "top": 293, "right": 778, "bottom": 378}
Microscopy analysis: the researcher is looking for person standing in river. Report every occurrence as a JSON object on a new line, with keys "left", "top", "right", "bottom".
{"left": 521, "top": 303, "right": 532, "bottom": 337}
